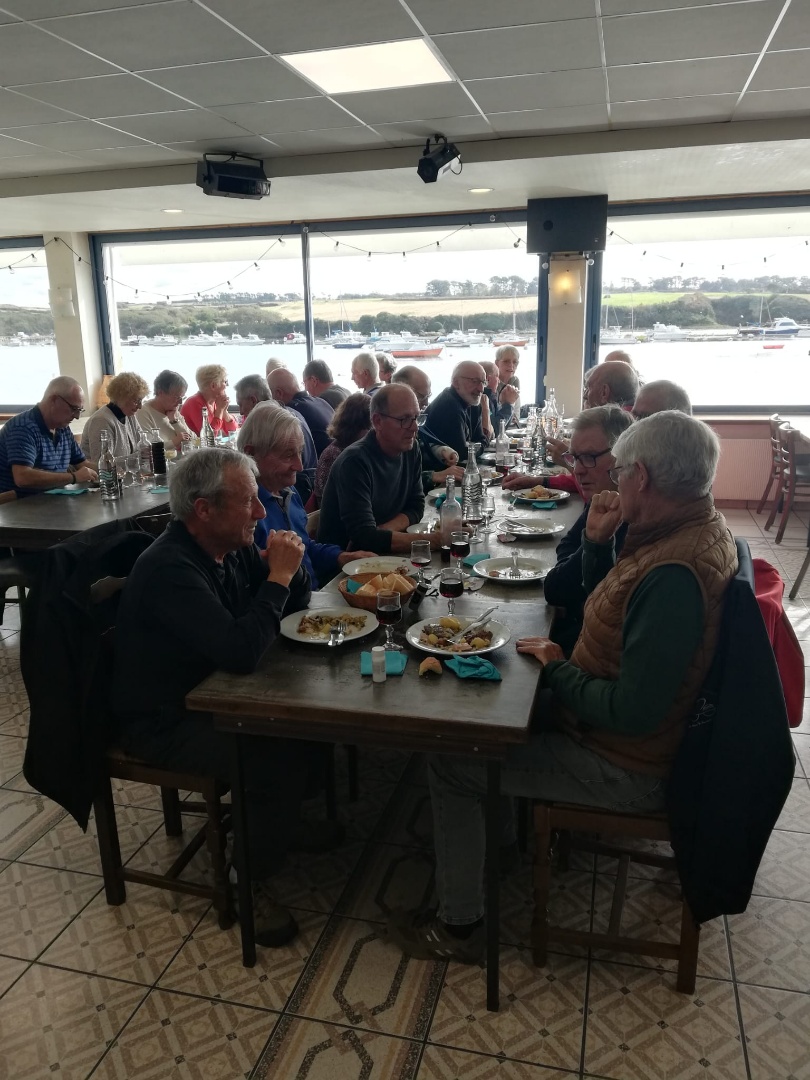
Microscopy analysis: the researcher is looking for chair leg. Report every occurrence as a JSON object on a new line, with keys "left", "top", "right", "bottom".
{"left": 789, "top": 548, "right": 810, "bottom": 600}
{"left": 161, "top": 787, "right": 183, "bottom": 837}
{"left": 756, "top": 472, "right": 777, "bottom": 515}
{"left": 346, "top": 745, "right": 359, "bottom": 803}
{"left": 675, "top": 901, "right": 700, "bottom": 994}
{"left": 204, "top": 793, "right": 235, "bottom": 930}
{"left": 531, "top": 804, "right": 553, "bottom": 967}
{"left": 93, "top": 781, "right": 126, "bottom": 906}
{"left": 774, "top": 479, "right": 795, "bottom": 544}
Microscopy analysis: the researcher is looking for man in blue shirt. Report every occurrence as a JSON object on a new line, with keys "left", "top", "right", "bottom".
{"left": 0, "top": 376, "right": 98, "bottom": 497}
{"left": 266, "top": 368, "right": 334, "bottom": 457}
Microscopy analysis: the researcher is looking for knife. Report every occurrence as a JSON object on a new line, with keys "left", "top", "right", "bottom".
{"left": 450, "top": 605, "right": 498, "bottom": 644}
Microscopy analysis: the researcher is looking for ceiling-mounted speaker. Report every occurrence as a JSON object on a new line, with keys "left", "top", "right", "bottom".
{"left": 526, "top": 195, "right": 608, "bottom": 254}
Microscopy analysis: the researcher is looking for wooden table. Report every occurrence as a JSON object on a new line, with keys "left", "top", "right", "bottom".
{"left": 0, "top": 484, "right": 171, "bottom": 550}
{"left": 186, "top": 590, "right": 556, "bottom": 1012}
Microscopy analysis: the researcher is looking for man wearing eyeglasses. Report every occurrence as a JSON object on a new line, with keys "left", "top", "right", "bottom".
{"left": 419, "top": 360, "right": 490, "bottom": 465}
{"left": 0, "top": 376, "right": 98, "bottom": 498}
{"left": 318, "top": 383, "right": 441, "bottom": 554}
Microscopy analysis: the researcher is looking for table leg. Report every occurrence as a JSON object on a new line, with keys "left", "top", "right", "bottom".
{"left": 231, "top": 734, "right": 256, "bottom": 968}
{"left": 485, "top": 759, "right": 500, "bottom": 1012}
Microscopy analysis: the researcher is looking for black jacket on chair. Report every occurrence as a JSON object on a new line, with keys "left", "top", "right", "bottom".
{"left": 21, "top": 522, "right": 153, "bottom": 831}
{"left": 666, "top": 538, "right": 795, "bottom": 924}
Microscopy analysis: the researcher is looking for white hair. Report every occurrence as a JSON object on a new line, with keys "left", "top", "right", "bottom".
{"left": 169, "top": 447, "right": 257, "bottom": 521}
{"left": 352, "top": 351, "right": 379, "bottom": 380}
{"left": 237, "top": 400, "right": 301, "bottom": 457}
{"left": 572, "top": 404, "right": 633, "bottom": 446}
{"left": 612, "top": 411, "right": 719, "bottom": 500}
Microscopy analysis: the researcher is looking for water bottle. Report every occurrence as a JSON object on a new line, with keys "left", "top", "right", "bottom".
{"left": 98, "top": 430, "right": 120, "bottom": 503}
{"left": 201, "top": 409, "right": 215, "bottom": 448}
{"left": 440, "top": 476, "right": 462, "bottom": 549}
{"left": 150, "top": 430, "right": 166, "bottom": 477}
{"left": 462, "top": 442, "right": 482, "bottom": 506}
{"left": 546, "top": 387, "right": 560, "bottom": 438}
{"left": 495, "top": 420, "right": 509, "bottom": 473}
{"left": 138, "top": 430, "right": 154, "bottom": 479}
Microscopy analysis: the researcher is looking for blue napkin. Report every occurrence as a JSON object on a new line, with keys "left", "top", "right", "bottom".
{"left": 360, "top": 652, "right": 408, "bottom": 675}
{"left": 345, "top": 578, "right": 362, "bottom": 593}
{"left": 445, "top": 656, "right": 502, "bottom": 681}
{"left": 532, "top": 500, "right": 557, "bottom": 509}
{"left": 44, "top": 486, "right": 87, "bottom": 495}
{"left": 149, "top": 485, "right": 170, "bottom": 494}
{"left": 434, "top": 494, "right": 462, "bottom": 509}
{"left": 463, "top": 552, "right": 491, "bottom": 567}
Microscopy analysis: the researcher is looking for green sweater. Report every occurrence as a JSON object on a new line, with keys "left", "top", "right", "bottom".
{"left": 542, "top": 535, "right": 704, "bottom": 737}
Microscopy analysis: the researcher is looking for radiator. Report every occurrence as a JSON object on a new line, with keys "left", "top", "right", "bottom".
{"left": 710, "top": 428, "right": 771, "bottom": 502}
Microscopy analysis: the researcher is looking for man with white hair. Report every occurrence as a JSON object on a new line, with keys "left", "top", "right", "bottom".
{"left": 390, "top": 412, "right": 738, "bottom": 962}
{"left": 351, "top": 352, "right": 383, "bottom": 396}
{"left": 0, "top": 376, "right": 97, "bottom": 496}
{"left": 583, "top": 360, "right": 639, "bottom": 409}
{"left": 265, "top": 357, "right": 287, "bottom": 377}
{"left": 420, "top": 360, "right": 490, "bottom": 462}
{"left": 392, "top": 366, "right": 464, "bottom": 490}
{"left": 377, "top": 353, "right": 397, "bottom": 384}
{"left": 302, "top": 360, "right": 350, "bottom": 410}
{"left": 267, "top": 367, "right": 334, "bottom": 456}
{"left": 113, "top": 448, "right": 340, "bottom": 949}
{"left": 632, "top": 379, "right": 692, "bottom": 420}
{"left": 493, "top": 345, "right": 521, "bottom": 426}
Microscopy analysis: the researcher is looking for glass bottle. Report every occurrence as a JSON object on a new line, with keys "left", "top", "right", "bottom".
{"left": 201, "top": 409, "right": 215, "bottom": 448}
{"left": 462, "top": 442, "right": 482, "bottom": 506}
{"left": 440, "top": 476, "right": 462, "bottom": 546}
{"left": 149, "top": 428, "right": 166, "bottom": 477}
{"left": 495, "top": 420, "right": 509, "bottom": 470}
{"left": 98, "top": 430, "right": 120, "bottom": 502}
{"left": 138, "top": 430, "right": 154, "bottom": 479}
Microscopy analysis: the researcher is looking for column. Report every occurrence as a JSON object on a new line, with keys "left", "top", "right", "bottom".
{"left": 544, "top": 254, "right": 588, "bottom": 420}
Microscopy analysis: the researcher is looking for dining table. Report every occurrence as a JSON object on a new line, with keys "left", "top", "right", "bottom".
{"left": 186, "top": 481, "right": 583, "bottom": 1012}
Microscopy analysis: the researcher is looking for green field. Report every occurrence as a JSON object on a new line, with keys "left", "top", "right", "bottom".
{"left": 604, "top": 291, "right": 810, "bottom": 306}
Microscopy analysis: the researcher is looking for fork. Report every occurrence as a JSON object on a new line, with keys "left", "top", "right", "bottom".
{"left": 327, "top": 620, "right": 345, "bottom": 647}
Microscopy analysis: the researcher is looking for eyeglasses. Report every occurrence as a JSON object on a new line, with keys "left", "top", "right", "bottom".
{"left": 562, "top": 447, "right": 612, "bottom": 470}
{"left": 458, "top": 376, "right": 485, "bottom": 388}
{"left": 57, "top": 395, "right": 84, "bottom": 416}
{"left": 608, "top": 464, "right": 634, "bottom": 484}
{"left": 378, "top": 412, "right": 420, "bottom": 428}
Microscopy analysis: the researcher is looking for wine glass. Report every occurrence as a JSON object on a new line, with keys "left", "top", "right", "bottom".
{"left": 439, "top": 568, "right": 463, "bottom": 616}
{"left": 116, "top": 458, "right": 128, "bottom": 490}
{"left": 376, "top": 590, "right": 403, "bottom": 651}
{"left": 450, "top": 530, "right": 470, "bottom": 576}
{"left": 410, "top": 540, "right": 431, "bottom": 585}
{"left": 463, "top": 499, "right": 484, "bottom": 544}
{"left": 482, "top": 495, "right": 496, "bottom": 531}
{"left": 126, "top": 452, "right": 141, "bottom": 486}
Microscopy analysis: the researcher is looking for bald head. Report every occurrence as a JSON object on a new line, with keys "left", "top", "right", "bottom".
{"left": 452, "top": 361, "right": 486, "bottom": 407}
{"left": 265, "top": 357, "right": 286, "bottom": 376}
{"left": 267, "top": 368, "right": 301, "bottom": 404}
{"left": 40, "top": 376, "right": 85, "bottom": 429}
{"left": 632, "top": 380, "right": 692, "bottom": 419}
{"left": 392, "top": 365, "right": 431, "bottom": 409}
{"left": 583, "top": 361, "right": 639, "bottom": 408}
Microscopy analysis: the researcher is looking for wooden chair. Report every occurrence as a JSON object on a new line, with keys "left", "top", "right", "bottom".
{"left": 767, "top": 426, "right": 810, "bottom": 543}
{"left": 789, "top": 519, "right": 810, "bottom": 600}
{"left": 532, "top": 802, "right": 700, "bottom": 994}
{"left": 306, "top": 509, "right": 320, "bottom": 540}
{"left": 0, "top": 556, "right": 34, "bottom": 627}
{"left": 756, "top": 414, "right": 784, "bottom": 516}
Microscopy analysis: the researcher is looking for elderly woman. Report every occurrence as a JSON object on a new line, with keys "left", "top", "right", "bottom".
{"left": 137, "top": 370, "right": 192, "bottom": 449}
{"left": 314, "top": 393, "right": 370, "bottom": 507}
{"left": 237, "top": 403, "right": 373, "bottom": 589}
{"left": 81, "top": 371, "right": 148, "bottom": 464}
{"left": 389, "top": 411, "right": 739, "bottom": 963}
{"left": 376, "top": 353, "right": 397, "bottom": 384}
{"left": 180, "top": 363, "right": 238, "bottom": 437}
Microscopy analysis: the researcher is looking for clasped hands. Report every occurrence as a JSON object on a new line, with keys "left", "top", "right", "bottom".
{"left": 584, "top": 489, "right": 623, "bottom": 545}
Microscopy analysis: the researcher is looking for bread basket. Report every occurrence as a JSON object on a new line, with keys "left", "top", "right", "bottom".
{"left": 338, "top": 571, "right": 417, "bottom": 611}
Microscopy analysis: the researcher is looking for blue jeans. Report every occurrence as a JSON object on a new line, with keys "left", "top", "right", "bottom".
{"left": 428, "top": 725, "right": 665, "bottom": 925}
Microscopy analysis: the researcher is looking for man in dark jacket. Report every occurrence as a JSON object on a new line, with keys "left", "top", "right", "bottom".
{"left": 267, "top": 368, "right": 334, "bottom": 456}
{"left": 112, "top": 447, "right": 338, "bottom": 949}
{"left": 420, "top": 360, "right": 490, "bottom": 463}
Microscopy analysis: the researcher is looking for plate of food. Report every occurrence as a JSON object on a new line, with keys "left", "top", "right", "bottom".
{"left": 512, "top": 485, "right": 571, "bottom": 503}
{"left": 473, "top": 557, "right": 548, "bottom": 583}
{"left": 406, "top": 616, "right": 511, "bottom": 656}
{"left": 280, "top": 609, "right": 377, "bottom": 644}
{"left": 341, "top": 556, "right": 411, "bottom": 577}
{"left": 494, "top": 517, "right": 565, "bottom": 538}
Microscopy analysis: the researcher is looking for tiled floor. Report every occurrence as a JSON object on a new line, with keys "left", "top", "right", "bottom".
{"left": 0, "top": 506, "right": 808, "bottom": 1079}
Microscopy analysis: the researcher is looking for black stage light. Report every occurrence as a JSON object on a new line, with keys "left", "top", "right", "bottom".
{"left": 417, "top": 134, "right": 461, "bottom": 184}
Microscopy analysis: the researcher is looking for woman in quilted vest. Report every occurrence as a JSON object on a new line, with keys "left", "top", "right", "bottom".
{"left": 389, "top": 410, "right": 738, "bottom": 964}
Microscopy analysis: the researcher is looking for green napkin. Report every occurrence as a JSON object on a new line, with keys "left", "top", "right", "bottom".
{"left": 463, "top": 552, "right": 491, "bottom": 567}
{"left": 360, "top": 652, "right": 408, "bottom": 675}
{"left": 532, "top": 500, "right": 557, "bottom": 509}
{"left": 445, "top": 656, "right": 502, "bottom": 681}
{"left": 150, "top": 485, "right": 170, "bottom": 494}
{"left": 345, "top": 578, "right": 362, "bottom": 593}
{"left": 44, "top": 486, "right": 87, "bottom": 495}
{"left": 434, "top": 493, "right": 462, "bottom": 510}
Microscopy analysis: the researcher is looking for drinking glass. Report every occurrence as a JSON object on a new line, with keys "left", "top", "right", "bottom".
{"left": 116, "top": 458, "right": 128, "bottom": 489}
{"left": 410, "top": 540, "right": 431, "bottom": 584}
{"left": 376, "top": 590, "right": 403, "bottom": 651}
{"left": 450, "top": 530, "right": 470, "bottom": 574}
{"left": 126, "top": 452, "right": 141, "bottom": 486}
{"left": 482, "top": 495, "right": 496, "bottom": 531}
{"left": 463, "top": 499, "right": 484, "bottom": 544}
{"left": 439, "top": 568, "right": 463, "bottom": 617}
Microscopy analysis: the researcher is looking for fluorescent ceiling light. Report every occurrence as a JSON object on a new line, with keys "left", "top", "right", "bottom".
{"left": 468, "top": 187, "right": 493, "bottom": 194}
{"left": 161, "top": 208, "right": 183, "bottom": 214}
{"left": 281, "top": 39, "right": 453, "bottom": 95}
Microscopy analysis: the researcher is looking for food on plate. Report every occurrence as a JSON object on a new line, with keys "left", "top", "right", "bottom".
{"left": 438, "top": 615, "right": 461, "bottom": 631}
{"left": 525, "top": 485, "right": 555, "bottom": 500}
{"left": 355, "top": 572, "right": 414, "bottom": 597}
{"left": 418, "top": 621, "right": 494, "bottom": 653}
{"left": 419, "top": 656, "right": 443, "bottom": 676}
{"left": 296, "top": 613, "right": 368, "bottom": 638}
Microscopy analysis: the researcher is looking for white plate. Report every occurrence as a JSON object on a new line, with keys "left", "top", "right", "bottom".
{"left": 513, "top": 489, "right": 571, "bottom": 503}
{"left": 473, "top": 557, "right": 548, "bottom": 583}
{"left": 406, "top": 522, "right": 435, "bottom": 534}
{"left": 341, "top": 556, "right": 411, "bottom": 576}
{"left": 427, "top": 487, "right": 456, "bottom": 502}
{"left": 280, "top": 608, "right": 377, "bottom": 644}
{"left": 495, "top": 517, "right": 565, "bottom": 538}
{"left": 406, "top": 617, "right": 511, "bottom": 656}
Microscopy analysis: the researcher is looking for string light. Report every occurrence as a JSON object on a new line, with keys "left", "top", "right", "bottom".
{"left": 367, "top": 252, "right": 371, "bottom": 261}
{"left": 253, "top": 262, "right": 259, "bottom": 270}
{"left": 513, "top": 239, "right": 521, "bottom": 249}
{"left": 277, "top": 236, "right": 285, "bottom": 245}
{"left": 402, "top": 252, "right": 406, "bottom": 260}
{"left": 334, "top": 241, "right": 340, "bottom": 251}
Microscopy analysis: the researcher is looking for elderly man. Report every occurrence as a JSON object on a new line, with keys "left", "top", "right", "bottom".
{"left": 493, "top": 345, "right": 521, "bottom": 426}
{"left": 633, "top": 379, "right": 692, "bottom": 419}
{"left": 351, "top": 352, "right": 383, "bottom": 396}
{"left": 234, "top": 374, "right": 318, "bottom": 504}
{"left": 302, "top": 360, "right": 350, "bottom": 410}
{"left": 583, "top": 360, "right": 639, "bottom": 409}
{"left": 420, "top": 360, "right": 490, "bottom": 463}
{"left": 389, "top": 412, "right": 737, "bottom": 962}
{"left": 113, "top": 448, "right": 339, "bottom": 948}
{"left": 267, "top": 368, "right": 334, "bottom": 456}
{"left": 265, "top": 358, "right": 286, "bottom": 377}
{"left": 0, "top": 376, "right": 97, "bottom": 496}
{"left": 377, "top": 353, "right": 397, "bottom": 384}
{"left": 392, "top": 365, "right": 464, "bottom": 491}
{"left": 318, "top": 382, "right": 438, "bottom": 554}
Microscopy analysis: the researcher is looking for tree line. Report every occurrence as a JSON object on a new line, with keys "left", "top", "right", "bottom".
{"left": 608, "top": 275, "right": 810, "bottom": 294}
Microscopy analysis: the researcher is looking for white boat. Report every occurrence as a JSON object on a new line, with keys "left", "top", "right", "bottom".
{"left": 283, "top": 332, "right": 306, "bottom": 344}
{"left": 330, "top": 331, "right": 367, "bottom": 349}
{"left": 600, "top": 326, "right": 634, "bottom": 345}
{"left": 187, "top": 333, "right": 217, "bottom": 346}
{"left": 765, "top": 317, "right": 802, "bottom": 338}
{"left": 443, "top": 328, "right": 487, "bottom": 347}
{"left": 123, "top": 333, "right": 149, "bottom": 347}
{"left": 152, "top": 334, "right": 177, "bottom": 346}
{"left": 232, "top": 332, "right": 265, "bottom": 345}
{"left": 211, "top": 330, "right": 227, "bottom": 344}
{"left": 651, "top": 322, "right": 690, "bottom": 342}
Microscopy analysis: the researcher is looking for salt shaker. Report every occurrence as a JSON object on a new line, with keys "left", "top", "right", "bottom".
{"left": 371, "top": 646, "right": 387, "bottom": 683}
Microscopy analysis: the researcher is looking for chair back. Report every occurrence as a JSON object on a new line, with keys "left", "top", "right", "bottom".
{"left": 306, "top": 509, "right": 321, "bottom": 539}
{"left": 778, "top": 424, "right": 806, "bottom": 483}
{"left": 768, "top": 414, "right": 784, "bottom": 466}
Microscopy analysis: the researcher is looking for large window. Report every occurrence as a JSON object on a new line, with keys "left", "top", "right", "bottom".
{"left": 0, "top": 243, "right": 53, "bottom": 408}
{"left": 601, "top": 209, "right": 810, "bottom": 410}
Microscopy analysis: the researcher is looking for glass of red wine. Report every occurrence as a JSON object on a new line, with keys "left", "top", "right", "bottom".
{"left": 450, "top": 530, "right": 470, "bottom": 576}
{"left": 376, "top": 590, "right": 403, "bottom": 651}
{"left": 410, "top": 539, "right": 431, "bottom": 585}
{"left": 439, "top": 568, "right": 463, "bottom": 617}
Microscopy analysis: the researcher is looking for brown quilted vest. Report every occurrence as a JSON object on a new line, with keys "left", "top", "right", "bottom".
{"left": 557, "top": 495, "right": 737, "bottom": 777}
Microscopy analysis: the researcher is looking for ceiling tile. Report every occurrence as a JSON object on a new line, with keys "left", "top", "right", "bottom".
{"left": 0, "top": 119, "right": 149, "bottom": 151}
{"left": 608, "top": 55, "right": 756, "bottom": 102}
{"left": 260, "top": 127, "right": 388, "bottom": 154}
{"left": 0, "top": 22, "right": 118, "bottom": 85}
{"left": 140, "top": 57, "right": 315, "bottom": 107}
{"left": 202, "top": 0, "right": 419, "bottom": 53}
{"left": 435, "top": 20, "right": 602, "bottom": 80}
{"left": 0, "top": 151, "right": 84, "bottom": 176}
{"left": 602, "top": 0, "right": 756, "bottom": 13}
{"left": 11, "top": 74, "right": 190, "bottom": 119}
{"left": 0, "top": 134, "right": 53, "bottom": 158}
{"left": 603, "top": 2, "right": 784, "bottom": 65}
{"left": 611, "top": 94, "right": 737, "bottom": 125}
{"left": 406, "top": 0, "right": 595, "bottom": 34}
{"left": 164, "top": 136, "right": 277, "bottom": 157}
{"left": 40, "top": 1, "right": 262, "bottom": 71}
{"left": 60, "top": 144, "right": 184, "bottom": 167}
{"left": 734, "top": 87, "right": 810, "bottom": 118}
{"left": 750, "top": 50, "right": 810, "bottom": 91}
{"left": 488, "top": 103, "right": 609, "bottom": 134}
{"left": 770, "top": 5, "right": 810, "bottom": 50}
{"left": 332, "top": 84, "right": 475, "bottom": 125}
{"left": 467, "top": 68, "right": 606, "bottom": 113}
{"left": 211, "top": 98, "right": 358, "bottom": 134}
{"left": 373, "top": 114, "right": 495, "bottom": 144}
{"left": 101, "top": 109, "right": 249, "bottom": 142}
{"left": 0, "top": 89, "right": 81, "bottom": 127}
{"left": 4, "top": 0, "right": 169, "bottom": 16}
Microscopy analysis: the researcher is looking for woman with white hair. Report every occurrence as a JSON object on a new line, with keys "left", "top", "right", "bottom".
{"left": 180, "top": 363, "right": 238, "bottom": 437}
{"left": 238, "top": 403, "right": 374, "bottom": 588}
{"left": 137, "top": 369, "right": 192, "bottom": 449}
{"left": 80, "top": 371, "right": 148, "bottom": 464}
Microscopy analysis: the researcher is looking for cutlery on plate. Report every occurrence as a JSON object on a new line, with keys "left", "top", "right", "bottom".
{"left": 449, "top": 605, "right": 498, "bottom": 643}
